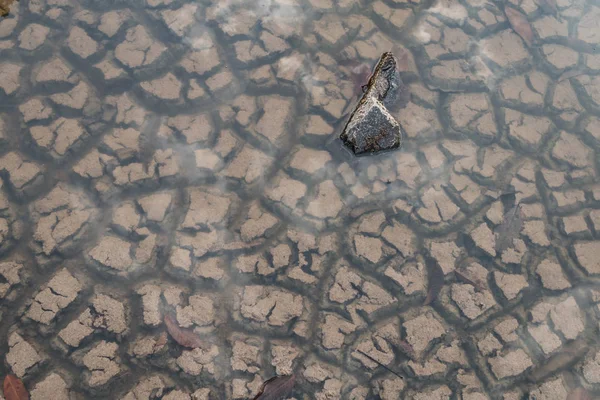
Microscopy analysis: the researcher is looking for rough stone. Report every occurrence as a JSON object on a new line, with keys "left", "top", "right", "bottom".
{"left": 340, "top": 52, "right": 408, "bottom": 154}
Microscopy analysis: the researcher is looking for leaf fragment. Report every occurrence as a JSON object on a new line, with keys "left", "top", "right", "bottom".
{"left": 424, "top": 261, "right": 444, "bottom": 305}
{"left": 558, "top": 69, "right": 585, "bottom": 82}
{"left": 3, "top": 375, "right": 29, "bottom": 400}
{"left": 455, "top": 269, "right": 486, "bottom": 292}
{"left": 504, "top": 6, "right": 534, "bottom": 47}
{"left": 153, "top": 331, "right": 168, "bottom": 352}
{"left": 164, "top": 314, "right": 207, "bottom": 349}
{"left": 252, "top": 374, "right": 296, "bottom": 400}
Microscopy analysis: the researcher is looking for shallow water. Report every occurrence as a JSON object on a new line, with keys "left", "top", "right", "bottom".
{"left": 0, "top": 0, "right": 599, "bottom": 398}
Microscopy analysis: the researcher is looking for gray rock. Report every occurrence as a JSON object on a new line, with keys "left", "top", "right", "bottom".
{"left": 340, "top": 96, "right": 401, "bottom": 155}
{"left": 340, "top": 52, "right": 408, "bottom": 155}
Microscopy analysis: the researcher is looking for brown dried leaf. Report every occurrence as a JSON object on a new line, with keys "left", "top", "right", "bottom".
{"left": 0, "top": 0, "right": 17, "bottom": 17}
{"left": 153, "top": 331, "right": 168, "bottom": 352}
{"left": 3, "top": 375, "right": 29, "bottom": 400}
{"left": 567, "top": 388, "right": 593, "bottom": 400}
{"left": 398, "top": 340, "right": 415, "bottom": 359}
{"left": 252, "top": 375, "right": 296, "bottom": 400}
{"left": 424, "top": 261, "right": 444, "bottom": 305}
{"left": 504, "top": 6, "right": 534, "bottom": 47}
{"left": 164, "top": 314, "right": 207, "bottom": 349}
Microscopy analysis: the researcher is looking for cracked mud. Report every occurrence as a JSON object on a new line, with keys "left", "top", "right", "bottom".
{"left": 0, "top": 0, "right": 600, "bottom": 399}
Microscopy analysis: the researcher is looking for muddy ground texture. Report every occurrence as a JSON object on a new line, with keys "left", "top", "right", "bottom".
{"left": 0, "top": 0, "right": 600, "bottom": 398}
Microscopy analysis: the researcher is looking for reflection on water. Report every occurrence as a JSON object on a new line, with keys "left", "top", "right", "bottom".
{"left": 0, "top": 0, "right": 599, "bottom": 398}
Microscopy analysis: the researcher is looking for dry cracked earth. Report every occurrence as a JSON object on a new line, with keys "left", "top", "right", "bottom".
{"left": 0, "top": 0, "right": 600, "bottom": 398}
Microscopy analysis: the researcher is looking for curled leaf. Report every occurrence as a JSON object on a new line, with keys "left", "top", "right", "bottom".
{"left": 153, "top": 331, "right": 168, "bottom": 352}
{"left": 164, "top": 314, "right": 207, "bottom": 349}
{"left": 504, "top": 6, "right": 534, "bottom": 47}
{"left": 424, "top": 261, "right": 444, "bottom": 305}
{"left": 558, "top": 69, "right": 585, "bottom": 82}
{"left": 253, "top": 375, "right": 296, "bottom": 400}
{"left": 398, "top": 340, "right": 415, "bottom": 360}
{"left": 455, "top": 269, "right": 486, "bottom": 292}
{"left": 3, "top": 375, "right": 29, "bottom": 400}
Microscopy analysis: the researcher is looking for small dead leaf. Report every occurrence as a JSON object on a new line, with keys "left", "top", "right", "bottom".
{"left": 3, "top": 375, "right": 29, "bottom": 400}
{"left": 398, "top": 340, "right": 415, "bottom": 359}
{"left": 164, "top": 314, "right": 207, "bottom": 349}
{"left": 558, "top": 69, "right": 585, "bottom": 82}
{"left": 567, "top": 387, "right": 593, "bottom": 400}
{"left": 504, "top": 6, "right": 534, "bottom": 47}
{"left": 252, "top": 375, "right": 296, "bottom": 400}
{"left": 424, "top": 261, "right": 444, "bottom": 305}
{"left": 455, "top": 269, "right": 486, "bottom": 292}
{"left": 0, "top": 0, "right": 17, "bottom": 17}
{"left": 153, "top": 331, "right": 168, "bottom": 352}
